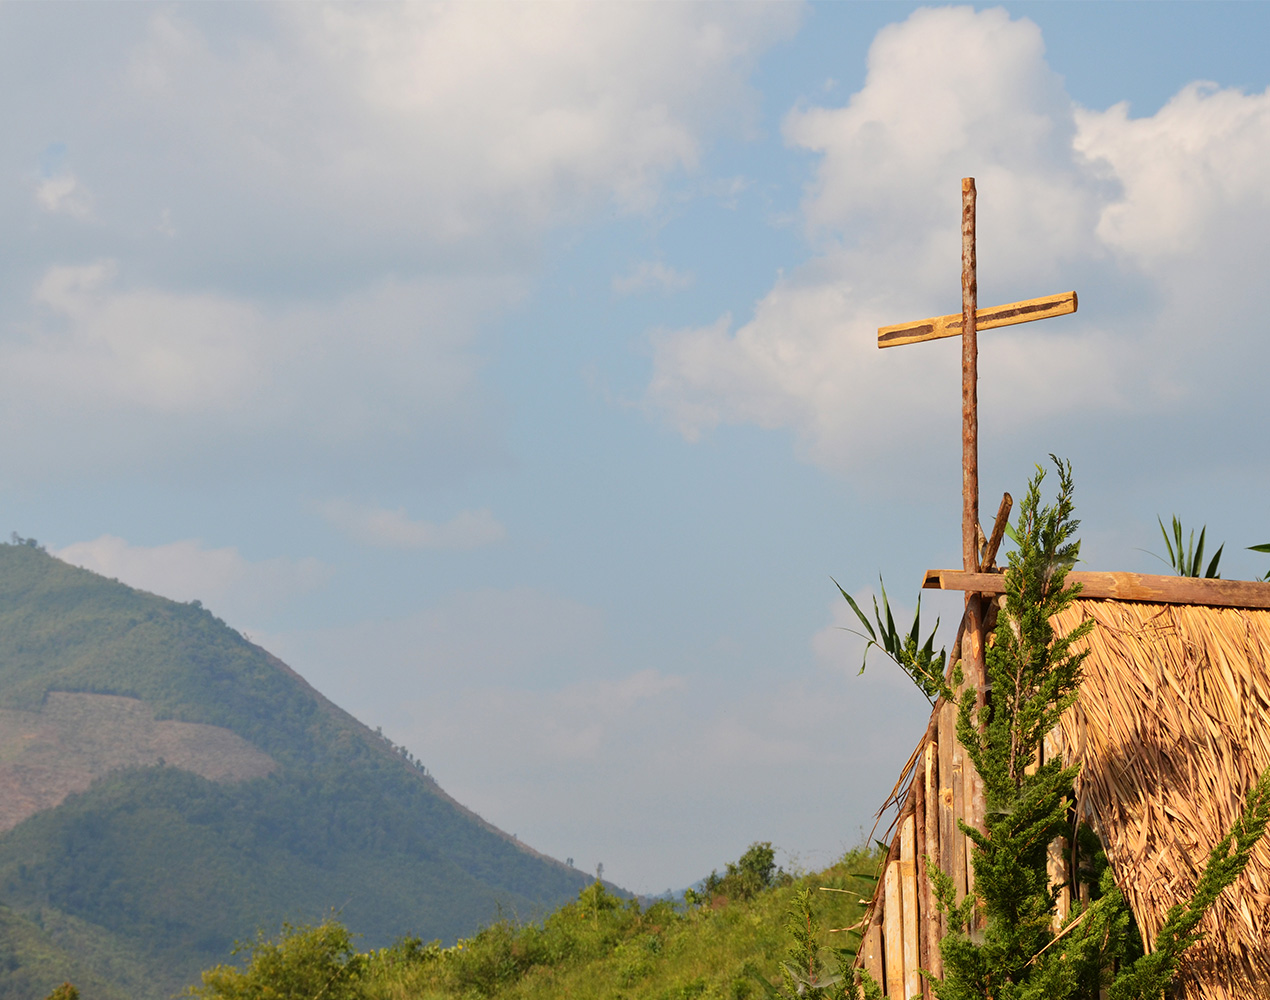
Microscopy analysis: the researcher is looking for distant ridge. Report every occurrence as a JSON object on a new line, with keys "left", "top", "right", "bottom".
{"left": 0, "top": 542, "right": 593, "bottom": 999}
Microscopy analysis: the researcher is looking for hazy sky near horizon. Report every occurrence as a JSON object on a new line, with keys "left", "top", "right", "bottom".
{"left": 12, "top": 2, "right": 1270, "bottom": 894}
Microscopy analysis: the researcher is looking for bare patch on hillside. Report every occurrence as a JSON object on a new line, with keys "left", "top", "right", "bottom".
{"left": 0, "top": 691, "right": 276, "bottom": 831}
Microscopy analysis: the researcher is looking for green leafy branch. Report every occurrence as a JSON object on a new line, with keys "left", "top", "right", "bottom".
{"left": 834, "top": 577, "right": 948, "bottom": 705}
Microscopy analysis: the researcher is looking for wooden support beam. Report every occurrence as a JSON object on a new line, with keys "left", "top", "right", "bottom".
{"left": 877, "top": 291, "right": 1077, "bottom": 349}
{"left": 921, "top": 569, "right": 1270, "bottom": 610}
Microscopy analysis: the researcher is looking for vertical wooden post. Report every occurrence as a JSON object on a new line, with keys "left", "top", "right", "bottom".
{"left": 1044, "top": 727, "right": 1071, "bottom": 929}
{"left": 863, "top": 921, "right": 885, "bottom": 992}
{"left": 900, "top": 814, "right": 920, "bottom": 1000}
{"left": 961, "top": 177, "right": 979, "bottom": 584}
{"left": 937, "top": 700, "right": 961, "bottom": 906}
{"left": 884, "top": 860, "right": 904, "bottom": 998}
{"left": 922, "top": 739, "right": 942, "bottom": 990}
{"left": 960, "top": 178, "right": 987, "bottom": 937}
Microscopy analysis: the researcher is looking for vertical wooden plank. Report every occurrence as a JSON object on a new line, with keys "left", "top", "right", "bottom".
{"left": 1047, "top": 836, "right": 1071, "bottom": 931}
{"left": 938, "top": 701, "right": 962, "bottom": 903}
{"left": 922, "top": 739, "right": 942, "bottom": 989}
{"left": 912, "top": 754, "right": 928, "bottom": 992}
{"left": 963, "top": 753, "right": 979, "bottom": 908}
{"left": 900, "top": 814, "right": 920, "bottom": 1000}
{"left": 863, "top": 921, "right": 884, "bottom": 993}
{"left": 883, "top": 861, "right": 904, "bottom": 999}
{"left": 1044, "top": 726, "right": 1071, "bottom": 928}
{"left": 949, "top": 711, "right": 967, "bottom": 906}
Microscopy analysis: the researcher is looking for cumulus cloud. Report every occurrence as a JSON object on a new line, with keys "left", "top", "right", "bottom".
{"left": 95, "top": 3, "right": 801, "bottom": 279}
{"left": 320, "top": 501, "right": 506, "bottom": 550}
{"left": 0, "top": 4, "right": 799, "bottom": 480}
{"left": 53, "top": 535, "right": 330, "bottom": 625}
{"left": 0, "top": 263, "right": 511, "bottom": 477}
{"left": 646, "top": 5, "right": 1270, "bottom": 474}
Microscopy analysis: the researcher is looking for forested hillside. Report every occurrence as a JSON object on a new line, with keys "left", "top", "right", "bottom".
{"left": 0, "top": 542, "right": 592, "bottom": 1000}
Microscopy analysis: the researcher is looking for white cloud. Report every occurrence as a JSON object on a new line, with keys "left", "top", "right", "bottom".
{"left": 612, "top": 261, "right": 695, "bottom": 295}
{"left": 104, "top": 3, "right": 800, "bottom": 266}
{"left": 53, "top": 535, "right": 330, "bottom": 626}
{"left": 320, "top": 501, "right": 506, "bottom": 550}
{"left": 0, "top": 4, "right": 800, "bottom": 479}
{"left": 35, "top": 172, "right": 92, "bottom": 218}
{"left": 647, "top": 5, "right": 1270, "bottom": 474}
{"left": 0, "top": 263, "right": 513, "bottom": 476}
{"left": 14, "top": 261, "right": 266, "bottom": 415}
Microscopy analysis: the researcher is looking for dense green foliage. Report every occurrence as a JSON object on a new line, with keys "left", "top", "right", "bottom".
{"left": 185, "top": 848, "right": 881, "bottom": 1000}
{"left": 191, "top": 921, "right": 368, "bottom": 1000}
{"left": 0, "top": 903, "right": 129, "bottom": 1000}
{"left": 688, "top": 842, "right": 788, "bottom": 906}
{"left": 0, "top": 543, "right": 591, "bottom": 998}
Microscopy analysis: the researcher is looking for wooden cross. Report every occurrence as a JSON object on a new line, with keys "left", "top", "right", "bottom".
{"left": 876, "top": 176, "right": 1077, "bottom": 702}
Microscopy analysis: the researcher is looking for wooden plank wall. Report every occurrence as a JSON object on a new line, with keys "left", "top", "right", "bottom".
{"left": 856, "top": 701, "right": 1072, "bottom": 996}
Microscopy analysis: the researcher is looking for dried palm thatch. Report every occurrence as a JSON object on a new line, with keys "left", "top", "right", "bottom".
{"left": 1054, "top": 598, "right": 1270, "bottom": 1000}
{"left": 854, "top": 594, "right": 1270, "bottom": 1000}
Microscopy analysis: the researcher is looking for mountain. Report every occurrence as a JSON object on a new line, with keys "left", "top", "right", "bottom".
{"left": 0, "top": 541, "right": 593, "bottom": 999}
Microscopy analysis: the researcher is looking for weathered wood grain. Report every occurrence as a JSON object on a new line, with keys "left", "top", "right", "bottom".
{"left": 922, "top": 569, "right": 1270, "bottom": 610}
{"left": 877, "top": 291, "right": 1077, "bottom": 348}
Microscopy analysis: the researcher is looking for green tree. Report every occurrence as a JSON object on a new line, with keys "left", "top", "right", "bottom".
{"left": 690, "top": 842, "right": 788, "bottom": 905}
{"left": 187, "top": 920, "right": 367, "bottom": 1000}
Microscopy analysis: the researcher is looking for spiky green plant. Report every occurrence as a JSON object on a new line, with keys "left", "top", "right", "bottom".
{"left": 1248, "top": 542, "right": 1270, "bottom": 581}
{"left": 1156, "top": 515, "right": 1223, "bottom": 578}
{"left": 835, "top": 577, "right": 948, "bottom": 705}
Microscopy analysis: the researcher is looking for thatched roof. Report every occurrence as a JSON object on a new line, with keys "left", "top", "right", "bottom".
{"left": 1055, "top": 598, "right": 1270, "bottom": 1000}
{"left": 854, "top": 587, "right": 1270, "bottom": 1000}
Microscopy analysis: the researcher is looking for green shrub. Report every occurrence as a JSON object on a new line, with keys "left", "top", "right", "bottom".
{"left": 187, "top": 920, "right": 367, "bottom": 1000}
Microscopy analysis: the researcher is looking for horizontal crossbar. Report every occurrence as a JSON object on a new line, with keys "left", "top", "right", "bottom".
{"left": 878, "top": 291, "right": 1077, "bottom": 349}
{"left": 921, "top": 568, "right": 1270, "bottom": 610}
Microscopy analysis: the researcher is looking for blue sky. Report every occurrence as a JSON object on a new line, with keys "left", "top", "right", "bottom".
{"left": 8, "top": 2, "right": 1270, "bottom": 895}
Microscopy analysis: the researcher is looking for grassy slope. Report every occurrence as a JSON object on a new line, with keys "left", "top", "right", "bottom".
{"left": 183, "top": 849, "right": 883, "bottom": 1000}
{"left": 0, "top": 543, "right": 592, "bottom": 998}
